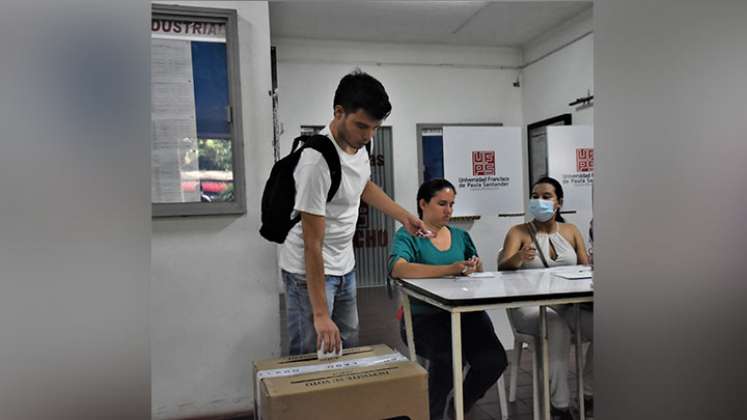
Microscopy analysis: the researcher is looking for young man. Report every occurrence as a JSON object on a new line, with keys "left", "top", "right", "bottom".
{"left": 279, "top": 70, "right": 427, "bottom": 355}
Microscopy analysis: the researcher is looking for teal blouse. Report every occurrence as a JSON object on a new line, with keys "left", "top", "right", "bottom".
{"left": 388, "top": 226, "right": 478, "bottom": 315}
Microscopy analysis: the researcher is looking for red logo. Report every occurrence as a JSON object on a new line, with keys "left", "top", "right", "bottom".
{"left": 576, "top": 148, "right": 594, "bottom": 172}
{"left": 472, "top": 151, "right": 495, "bottom": 176}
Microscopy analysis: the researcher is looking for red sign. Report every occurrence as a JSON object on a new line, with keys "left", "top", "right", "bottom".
{"left": 353, "top": 229, "right": 389, "bottom": 248}
{"left": 576, "top": 148, "right": 594, "bottom": 172}
{"left": 357, "top": 203, "right": 370, "bottom": 229}
{"left": 472, "top": 151, "right": 496, "bottom": 176}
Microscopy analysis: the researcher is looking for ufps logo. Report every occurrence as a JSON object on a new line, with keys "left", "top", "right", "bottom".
{"left": 576, "top": 148, "right": 594, "bottom": 172}
{"left": 472, "top": 151, "right": 495, "bottom": 176}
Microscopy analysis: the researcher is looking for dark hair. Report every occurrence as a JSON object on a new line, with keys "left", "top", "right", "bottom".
{"left": 416, "top": 178, "right": 456, "bottom": 218}
{"left": 333, "top": 69, "right": 392, "bottom": 120}
{"left": 532, "top": 176, "right": 565, "bottom": 223}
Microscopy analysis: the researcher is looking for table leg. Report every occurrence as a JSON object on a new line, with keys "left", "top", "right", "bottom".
{"left": 402, "top": 293, "right": 417, "bottom": 362}
{"left": 451, "top": 311, "right": 464, "bottom": 420}
{"left": 576, "top": 304, "right": 585, "bottom": 420}
{"left": 540, "top": 305, "right": 550, "bottom": 420}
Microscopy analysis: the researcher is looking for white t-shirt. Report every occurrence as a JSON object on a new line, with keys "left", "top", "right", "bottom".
{"left": 279, "top": 126, "right": 371, "bottom": 276}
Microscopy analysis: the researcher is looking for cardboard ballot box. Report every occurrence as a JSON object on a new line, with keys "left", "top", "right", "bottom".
{"left": 254, "top": 344, "right": 428, "bottom": 420}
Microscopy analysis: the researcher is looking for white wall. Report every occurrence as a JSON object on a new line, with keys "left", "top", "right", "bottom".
{"left": 150, "top": 2, "right": 278, "bottom": 419}
{"left": 521, "top": 8, "right": 594, "bottom": 243}
{"left": 522, "top": 8, "right": 594, "bottom": 127}
{"left": 273, "top": 37, "right": 523, "bottom": 348}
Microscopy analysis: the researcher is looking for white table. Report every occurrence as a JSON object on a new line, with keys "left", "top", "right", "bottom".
{"left": 397, "top": 266, "right": 593, "bottom": 420}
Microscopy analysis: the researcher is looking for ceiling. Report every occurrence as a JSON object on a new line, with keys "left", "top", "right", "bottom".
{"left": 269, "top": 1, "right": 592, "bottom": 48}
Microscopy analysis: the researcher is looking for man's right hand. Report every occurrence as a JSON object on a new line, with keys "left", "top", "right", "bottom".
{"left": 314, "top": 314, "right": 341, "bottom": 353}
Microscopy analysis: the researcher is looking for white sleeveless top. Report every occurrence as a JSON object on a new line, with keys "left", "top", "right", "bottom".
{"left": 523, "top": 223, "right": 578, "bottom": 268}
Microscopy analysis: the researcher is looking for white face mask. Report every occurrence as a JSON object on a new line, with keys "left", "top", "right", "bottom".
{"left": 528, "top": 198, "right": 556, "bottom": 222}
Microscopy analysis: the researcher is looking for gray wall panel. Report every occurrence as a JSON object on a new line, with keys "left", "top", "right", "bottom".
{"left": 595, "top": 1, "right": 747, "bottom": 419}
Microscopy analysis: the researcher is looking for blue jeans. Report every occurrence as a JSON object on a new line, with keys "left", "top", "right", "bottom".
{"left": 282, "top": 270, "right": 359, "bottom": 355}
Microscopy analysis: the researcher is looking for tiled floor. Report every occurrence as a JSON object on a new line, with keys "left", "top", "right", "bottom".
{"left": 277, "top": 286, "right": 585, "bottom": 420}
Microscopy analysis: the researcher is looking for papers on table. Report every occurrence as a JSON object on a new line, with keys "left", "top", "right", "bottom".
{"left": 467, "top": 272, "right": 495, "bottom": 278}
{"left": 454, "top": 268, "right": 593, "bottom": 280}
{"left": 552, "top": 268, "right": 593, "bottom": 280}
{"left": 452, "top": 271, "right": 496, "bottom": 282}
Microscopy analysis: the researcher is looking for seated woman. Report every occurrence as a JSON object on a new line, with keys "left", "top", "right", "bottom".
{"left": 498, "top": 176, "right": 593, "bottom": 420}
{"left": 388, "top": 178, "right": 507, "bottom": 420}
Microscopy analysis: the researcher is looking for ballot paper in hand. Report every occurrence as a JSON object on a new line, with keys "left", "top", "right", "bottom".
{"left": 317, "top": 342, "right": 343, "bottom": 360}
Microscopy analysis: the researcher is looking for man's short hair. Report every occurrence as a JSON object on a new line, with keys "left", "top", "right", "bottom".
{"left": 333, "top": 69, "right": 392, "bottom": 120}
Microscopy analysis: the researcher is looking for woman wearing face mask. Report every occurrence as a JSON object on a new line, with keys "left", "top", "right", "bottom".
{"left": 498, "top": 176, "right": 593, "bottom": 420}
{"left": 389, "top": 178, "right": 508, "bottom": 420}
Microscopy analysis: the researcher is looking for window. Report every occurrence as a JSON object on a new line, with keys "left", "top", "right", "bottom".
{"left": 416, "top": 123, "right": 502, "bottom": 184}
{"left": 151, "top": 5, "right": 245, "bottom": 216}
{"left": 421, "top": 129, "right": 444, "bottom": 182}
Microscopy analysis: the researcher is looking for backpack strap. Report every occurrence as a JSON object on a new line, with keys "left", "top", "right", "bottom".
{"left": 291, "top": 135, "right": 305, "bottom": 153}
{"left": 299, "top": 134, "right": 342, "bottom": 203}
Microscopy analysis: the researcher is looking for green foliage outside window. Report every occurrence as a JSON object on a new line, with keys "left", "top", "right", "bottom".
{"left": 198, "top": 138, "right": 233, "bottom": 171}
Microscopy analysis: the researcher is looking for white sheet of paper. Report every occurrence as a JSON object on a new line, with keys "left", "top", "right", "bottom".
{"left": 317, "top": 342, "right": 343, "bottom": 360}
{"left": 468, "top": 272, "right": 495, "bottom": 278}
{"left": 553, "top": 270, "right": 593, "bottom": 280}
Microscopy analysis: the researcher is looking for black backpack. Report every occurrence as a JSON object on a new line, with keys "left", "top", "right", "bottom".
{"left": 259, "top": 134, "right": 341, "bottom": 243}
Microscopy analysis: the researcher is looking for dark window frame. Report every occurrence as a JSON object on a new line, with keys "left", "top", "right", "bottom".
{"left": 526, "top": 114, "right": 572, "bottom": 188}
